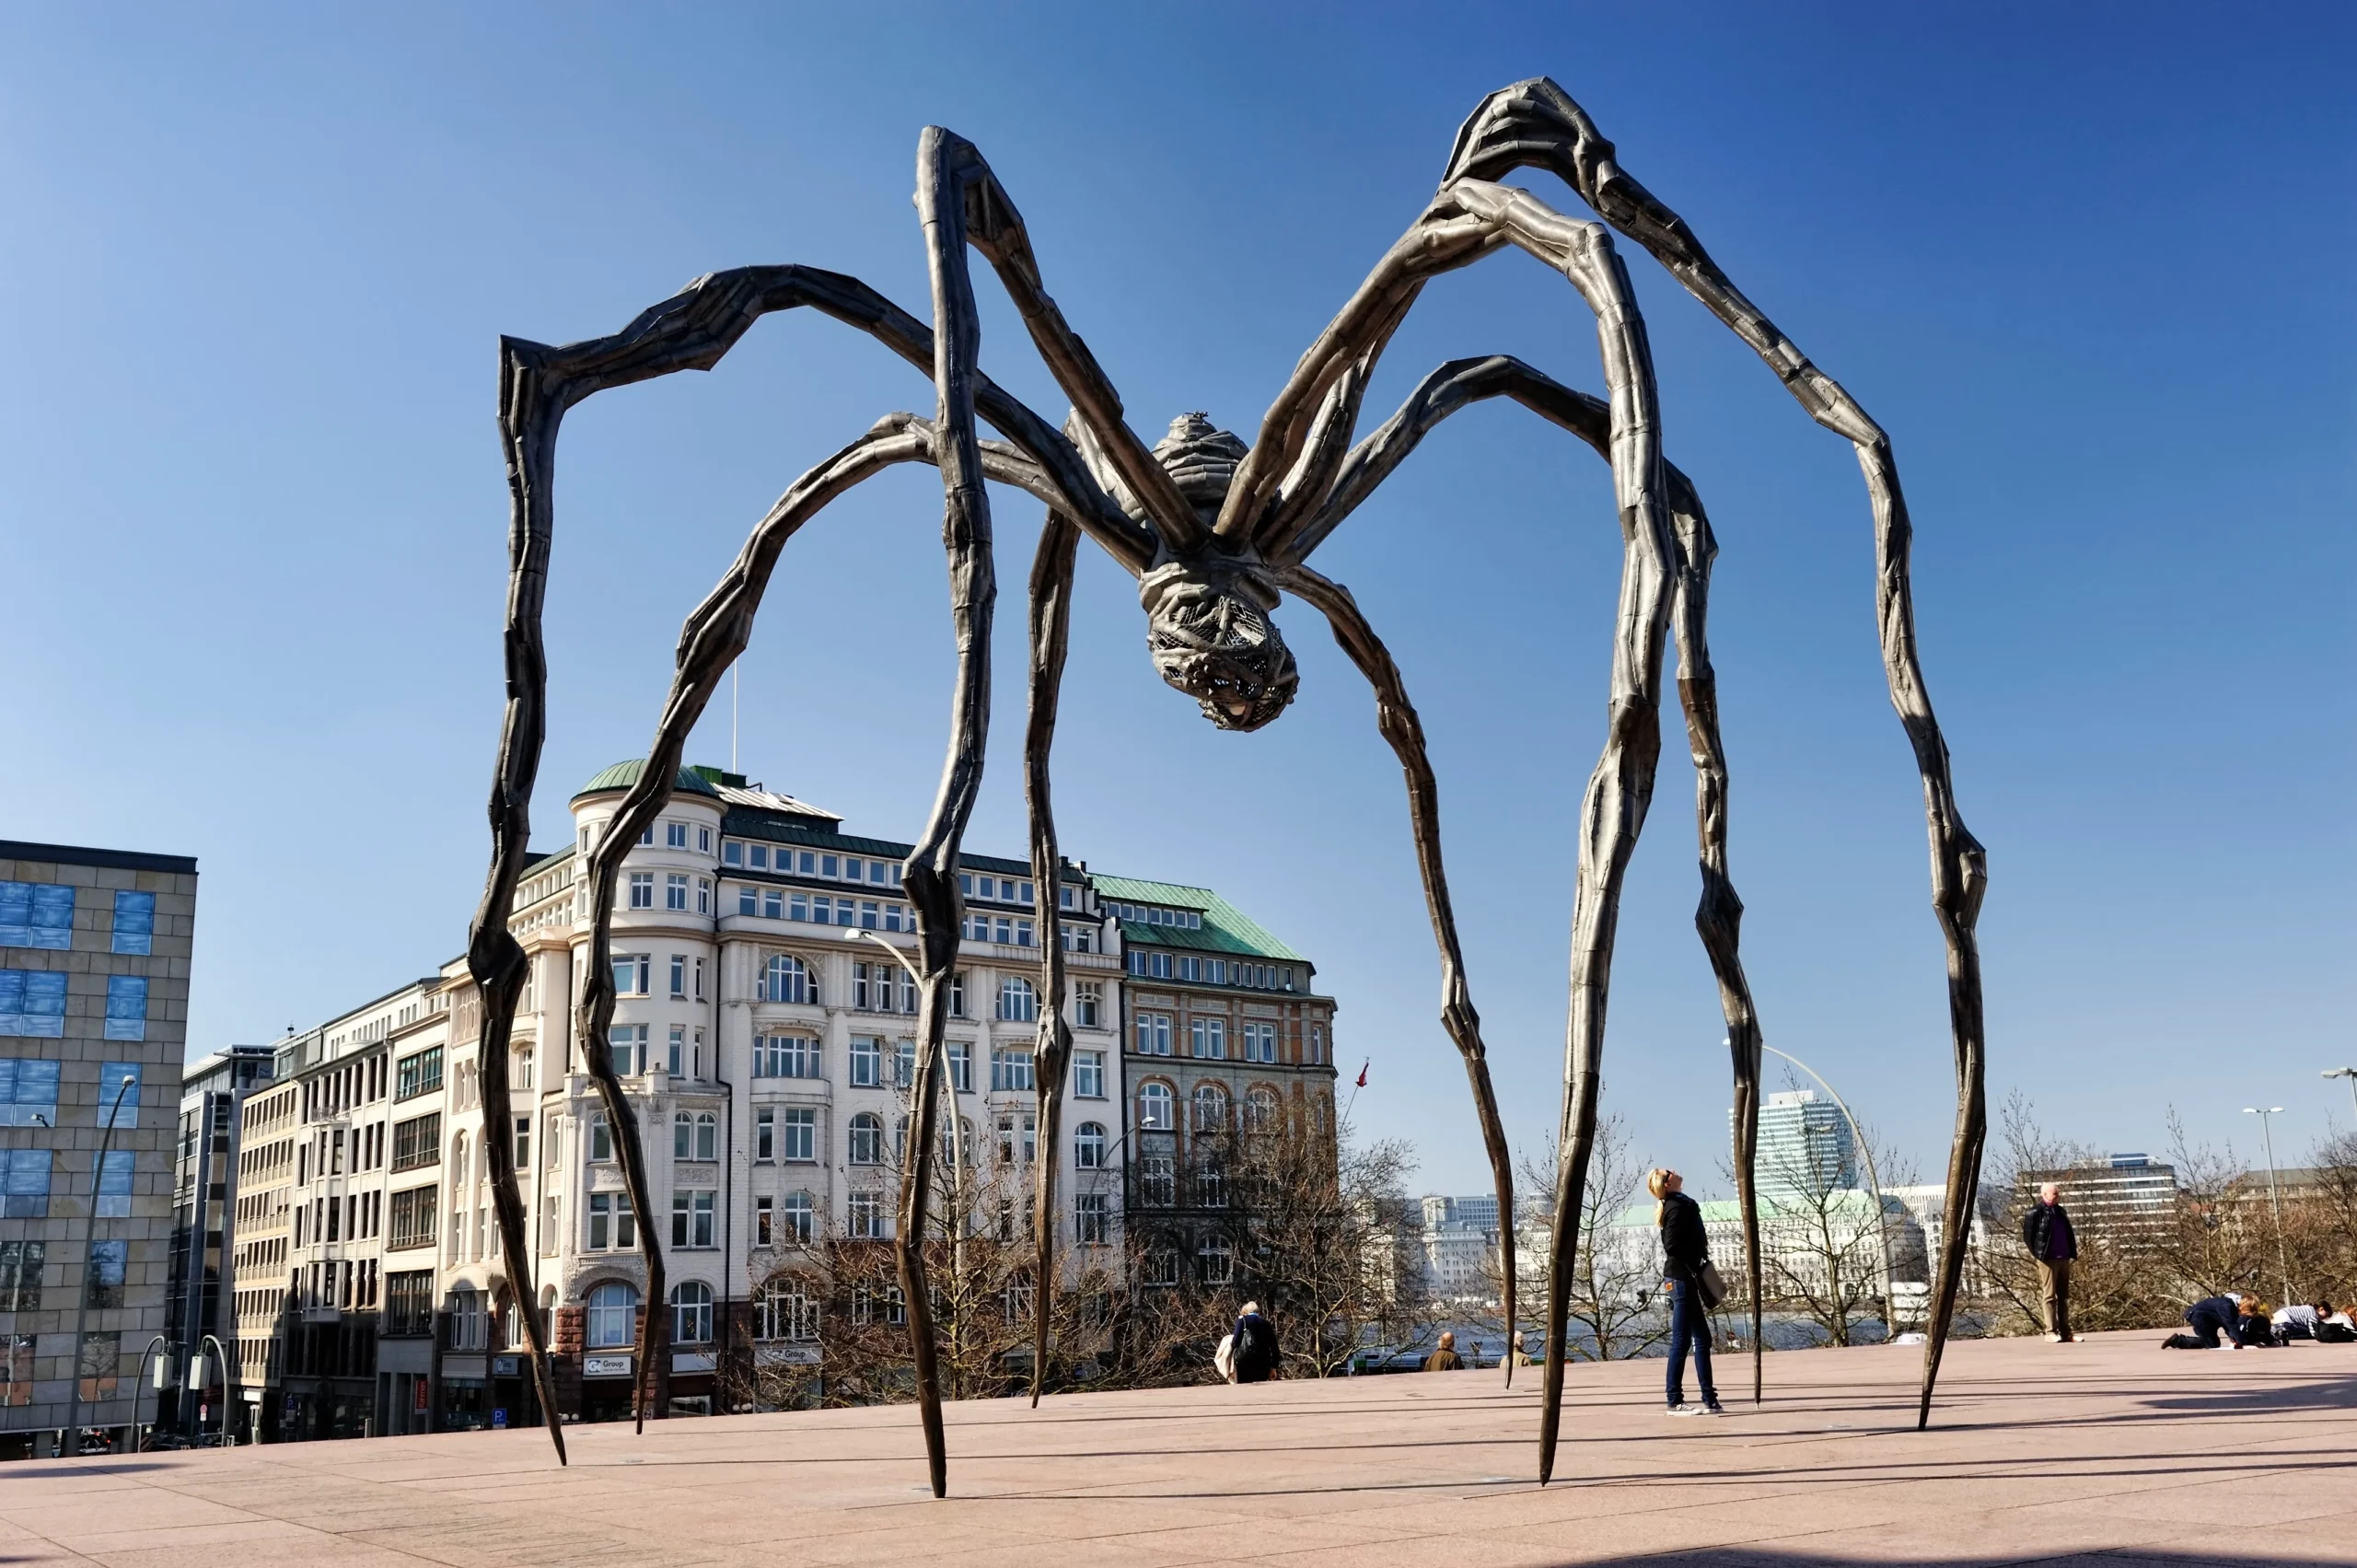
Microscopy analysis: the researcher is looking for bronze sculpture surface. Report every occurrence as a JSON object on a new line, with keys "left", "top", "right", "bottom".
{"left": 464, "top": 76, "right": 1988, "bottom": 1491}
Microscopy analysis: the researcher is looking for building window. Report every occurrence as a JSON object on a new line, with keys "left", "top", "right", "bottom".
{"left": 84, "top": 1238, "right": 127, "bottom": 1308}
{"left": 586, "top": 1191, "right": 634, "bottom": 1249}
{"left": 610, "top": 953, "right": 650, "bottom": 996}
{"left": 1074, "top": 1050, "right": 1105, "bottom": 1098}
{"left": 849, "top": 1036, "right": 883, "bottom": 1088}
{"left": 673, "top": 1110, "right": 718, "bottom": 1162}
{"left": 752, "top": 1035, "right": 820, "bottom": 1079}
{"left": 101, "top": 975, "right": 147, "bottom": 1042}
{"left": 1139, "top": 1155, "right": 1177, "bottom": 1208}
{"left": 395, "top": 1046, "right": 443, "bottom": 1101}
{"left": 624, "top": 872, "right": 653, "bottom": 910}
{"left": 762, "top": 954, "right": 815, "bottom": 1005}
{"left": 1138, "top": 1082, "right": 1173, "bottom": 1131}
{"left": 1142, "top": 1248, "right": 1179, "bottom": 1287}
{"left": 92, "top": 1150, "right": 134, "bottom": 1217}
{"left": 781, "top": 1108, "right": 815, "bottom": 1162}
{"left": 755, "top": 1108, "right": 775, "bottom": 1161}
{"left": 671, "top": 1281, "right": 714, "bottom": 1343}
{"left": 448, "top": 1288, "right": 489, "bottom": 1351}
{"left": 388, "top": 1185, "right": 436, "bottom": 1250}
{"left": 671, "top": 1190, "right": 717, "bottom": 1248}
{"left": 0, "top": 1241, "right": 42, "bottom": 1310}
{"left": 110, "top": 890, "right": 156, "bottom": 956}
{"left": 1074, "top": 1191, "right": 1109, "bottom": 1245}
{"left": 847, "top": 1191, "right": 887, "bottom": 1239}
{"left": 589, "top": 1111, "right": 613, "bottom": 1163}
{"left": 1074, "top": 981, "right": 1101, "bottom": 1028}
{"left": 995, "top": 1112, "right": 1037, "bottom": 1165}
{"left": 666, "top": 874, "right": 690, "bottom": 912}
{"left": 781, "top": 1191, "right": 815, "bottom": 1243}
{"left": 1245, "top": 1087, "right": 1280, "bottom": 1132}
{"left": 947, "top": 1041, "right": 972, "bottom": 1092}
{"left": 0, "top": 1059, "right": 59, "bottom": 1126}
{"left": 608, "top": 1024, "right": 648, "bottom": 1074}
{"left": 1191, "top": 1084, "right": 1228, "bottom": 1134}
{"left": 1242, "top": 1022, "right": 1279, "bottom": 1063}
{"left": 1132, "top": 1013, "right": 1171, "bottom": 1057}
{"left": 991, "top": 1047, "right": 1034, "bottom": 1093}
{"left": 1199, "top": 1236, "right": 1235, "bottom": 1284}
{"left": 96, "top": 1062, "right": 141, "bottom": 1129}
{"left": 1074, "top": 1121, "right": 1107, "bottom": 1169}
{"left": 755, "top": 1279, "right": 817, "bottom": 1342}
{"left": 385, "top": 1270, "right": 434, "bottom": 1336}
{"left": 948, "top": 971, "right": 965, "bottom": 1018}
{"left": 847, "top": 1113, "right": 885, "bottom": 1166}
{"left": 586, "top": 1282, "right": 638, "bottom": 1348}
{"left": 665, "top": 822, "right": 690, "bottom": 850}
{"left": 997, "top": 976, "right": 1037, "bottom": 1023}
{"left": 668, "top": 1024, "right": 687, "bottom": 1076}
{"left": 0, "top": 971, "right": 66, "bottom": 1039}
{"left": 755, "top": 1195, "right": 774, "bottom": 1246}
{"left": 1190, "top": 1017, "right": 1226, "bottom": 1060}
{"left": 390, "top": 1112, "right": 441, "bottom": 1172}
{"left": 0, "top": 884, "right": 73, "bottom": 951}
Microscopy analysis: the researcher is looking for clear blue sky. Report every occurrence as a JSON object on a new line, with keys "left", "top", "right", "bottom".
{"left": 4, "top": 4, "right": 2350, "bottom": 1193}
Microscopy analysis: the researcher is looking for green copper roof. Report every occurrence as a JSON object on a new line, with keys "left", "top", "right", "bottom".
{"left": 573, "top": 760, "right": 723, "bottom": 801}
{"left": 1087, "top": 871, "right": 1308, "bottom": 964}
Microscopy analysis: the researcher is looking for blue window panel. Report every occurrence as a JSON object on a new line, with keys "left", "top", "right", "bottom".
{"left": 104, "top": 975, "right": 148, "bottom": 1042}
{"left": 0, "top": 884, "right": 75, "bottom": 951}
{"left": 0, "top": 971, "right": 67, "bottom": 1039}
{"left": 110, "top": 891, "right": 155, "bottom": 956}
{"left": 0, "top": 1149, "right": 50, "bottom": 1216}
{"left": 98, "top": 1063, "right": 141, "bottom": 1131}
{"left": 92, "top": 1150, "right": 134, "bottom": 1217}
{"left": 0, "top": 1059, "right": 60, "bottom": 1127}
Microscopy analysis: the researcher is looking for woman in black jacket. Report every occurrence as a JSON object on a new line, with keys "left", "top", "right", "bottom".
{"left": 1650, "top": 1167, "right": 1724, "bottom": 1416}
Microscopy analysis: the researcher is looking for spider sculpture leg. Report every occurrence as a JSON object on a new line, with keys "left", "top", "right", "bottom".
{"left": 470, "top": 258, "right": 1121, "bottom": 1466}
{"left": 1289, "top": 354, "right": 1770, "bottom": 1402}
{"left": 1269, "top": 563, "right": 1522, "bottom": 1387}
{"left": 1439, "top": 78, "right": 1990, "bottom": 1433}
{"left": 1022, "top": 512, "right": 1082, "bottom": 1405}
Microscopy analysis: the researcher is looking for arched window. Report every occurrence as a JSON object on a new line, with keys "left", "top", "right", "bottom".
{"left": 673, "top": 1110, "right": 694, "bottom": 1159}
{"left": 514, "top": 1046, "right": 535, "bottom": 1091}
{"left": 1138, "top": 1083, "right": 1173, "bottom": 1131}
{"left": 450, "top": 1132, "right": 470, "bottom": 1189}
{"left": 585, "top": 1282, "right": 638, "bottom": 1349}
{"left": 848, "top": 1112, "right": 885, "bottom": 1166}
{"left": 1191, "top": 1084, "right": 1228, "bottom": 1133}
{"left": 997, "top": 975, "right": 1037, "bottom": 1022}
{"left": 695, "top": 1111, "right": 717, "bottom": 1161}
{"left": 1245, "top": 1086, "right": 1280, "bottom": 1132}
{"left": 781, "top": 1191, "right": 815, "bottom": 1245}
{"left": 1074, "top": 1121, "right": 1108, "bottom": 1169}
{"left": 670, "top": 1280, "right": 714, "bottom": 1345}
{"left": 763, "top": 953, "right": 815, "bottom": 1005}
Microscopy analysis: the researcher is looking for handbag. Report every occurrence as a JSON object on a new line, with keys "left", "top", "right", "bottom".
{"left": 1695, "top": 1260, "right": 1726, "bottom": 1311}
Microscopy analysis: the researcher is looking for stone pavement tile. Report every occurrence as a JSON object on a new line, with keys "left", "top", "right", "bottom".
{"left": 2141, "top": 1514, "right": 2357, "bottom": 1564}
{"left": 3, "top": 1493, "right": 261, "bottom": 1543}
{"left": 1470, "top": 1506, "right": 1828, "bottom": 1562}
{"left": 1750, "top": 1504, "right": 2200, "bottom": 1563}
{"left": 2039, "top": 1476, "right": 2357, "bottom": 1527}
{"left": 1244, "top": 1532, "right": 1596, "bottom": 1568}
{"left": 39, "top": 1519, "right": 317, "bottom": 1557}
{"left": 1088, "top": 1512, "right": 1436, "bottom": 1562}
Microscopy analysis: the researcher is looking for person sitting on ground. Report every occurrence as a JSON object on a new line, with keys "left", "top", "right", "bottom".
{"left": 2165, "top": 1293, "right": 2268, "bottom": 1349}
{"left": 2318, "top": 1304, "right": 2356, "bottom": 1343}
{"left": 2272, "top": 1300, "right": 2328, "bottom": 1340}
{"left": 1423, "top": 1330, "right": 1466, "bottom": 1372}
{"left": 1231, "top": 1300, "right": 1280, "bottom": 1384}
{"left": 2238, "top": 1299, "right": 2281, "bottom": 1347}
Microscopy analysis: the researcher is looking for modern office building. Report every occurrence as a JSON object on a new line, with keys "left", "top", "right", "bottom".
{"left": 1099, "top": 873, "right": 1338, "bottom": 1295}
{"left": 1745, "top": 1088, "right": 1856, "bottom": 1199}
{"left": 2020, "top": 1153, "right": 2177, "bottom": 1244}
{"left": 163, "top": 1044, "right": 274, "bottom": 1440}
{"left": 0, "top": 840, "right": 197, "bottom": 1458}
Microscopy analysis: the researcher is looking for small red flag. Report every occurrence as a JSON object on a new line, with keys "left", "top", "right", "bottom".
{"left": 1355, "top": 1060, "right": 1369, "bottom": 1088}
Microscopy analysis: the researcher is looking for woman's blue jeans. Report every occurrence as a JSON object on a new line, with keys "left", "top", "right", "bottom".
{"left": 1666, "top": 1274, "right": 1718, "bottom": 1408}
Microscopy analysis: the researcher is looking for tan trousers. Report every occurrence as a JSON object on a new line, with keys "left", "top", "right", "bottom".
{"left": 2038, "top": 1258, "right": 2073, "bottom": 1340}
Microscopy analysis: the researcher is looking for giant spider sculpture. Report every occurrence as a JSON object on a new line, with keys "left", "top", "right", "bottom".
{"left": 464, "top": 78, "right": 1987, "bottom": 1492}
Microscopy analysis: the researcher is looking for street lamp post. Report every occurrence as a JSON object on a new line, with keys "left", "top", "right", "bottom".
{"left": 2242, "top": 1107, "right": 2294, "bottom": 1307}
{"left": 2325, "top": 1068, "right": 2357, "bottom": 1126}
{"left": 1755, "top": 1045, "right": 1896, "bottom": 1331}
{"left": 132, "top": 1335, "right": 170, "bottom": 1453}
{"left": 63, "top": 1072, "right": 137, "bottom": 1457}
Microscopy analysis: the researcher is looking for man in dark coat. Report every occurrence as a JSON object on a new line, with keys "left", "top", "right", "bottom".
{"left": 2020, "top": 1182, "right": 2079, "bottom": 1342}
{"left": 1422, "top": 1331, "right": 1465, "bottom": 1372}
{"left": 1232, "top": 1300, "right": 1279, "bottom": 1383}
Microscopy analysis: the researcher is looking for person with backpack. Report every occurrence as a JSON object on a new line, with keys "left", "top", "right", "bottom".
{"left": 2019, "top": 1182, "right": 2079, "bottom": 1342}
{"left": 1230, "top": 1300, "right": 1279, "bottom": 1383}
{"left": 1649, "top": 1167, "right": 1724, "bottom": 1417}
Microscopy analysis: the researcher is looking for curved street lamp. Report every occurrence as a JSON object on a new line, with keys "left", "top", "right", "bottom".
{"left": 2242, "top": 1107, "right": 2293, "bottom": 1307}
{"left": 1754, "top": 1044, "right": 1896, "bottom": 1330}
{"left": 132, "top": 1334, "right": 170, "bottom": 1453}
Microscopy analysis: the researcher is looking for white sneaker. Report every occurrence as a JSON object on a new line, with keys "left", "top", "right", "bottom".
{"left": 2045, "top": 1333, "right": 2063, "bottom": 1342}
{"left": 1666, "top": 1402, "right": 1709, "bottom": 1417}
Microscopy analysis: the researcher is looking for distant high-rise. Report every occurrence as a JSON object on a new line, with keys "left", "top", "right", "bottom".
{"left": 1741, "top": 1089, "right": 1855, "bottom": 1199}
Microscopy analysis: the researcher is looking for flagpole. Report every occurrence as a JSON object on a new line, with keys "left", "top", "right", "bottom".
{"left": 1343, "top": 1059, "right": 1368, "bottom": 1123}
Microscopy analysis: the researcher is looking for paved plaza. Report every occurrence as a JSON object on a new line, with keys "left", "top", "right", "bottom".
{"left": 3, "top": 1330, "right": 2351, "bottom": 1566}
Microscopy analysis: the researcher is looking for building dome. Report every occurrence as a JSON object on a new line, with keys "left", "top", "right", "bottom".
{"left": 571, "top": 760, "right": 723, "bottom": 802}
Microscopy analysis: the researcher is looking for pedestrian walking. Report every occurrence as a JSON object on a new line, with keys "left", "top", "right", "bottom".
{"left": 1649, "top": 1167, "right": 1724, "bottom": 1417}
{"left": 1422, "top": 1331, "right": 1465, "bottom": 1372}
{"left": 2019, "top": 1182, "right": 2079, "bottom": 1342}
{"left": 1231, "top": 1300, "right": 1280, "bottom": 1384}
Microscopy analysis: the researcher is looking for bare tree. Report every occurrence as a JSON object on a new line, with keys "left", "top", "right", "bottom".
{"left": 1492, "top": 1120, "right": 1663, "bottom": 1362}
{"left": 1734, "top": 1116, "right": 1915, "bottom": 1348}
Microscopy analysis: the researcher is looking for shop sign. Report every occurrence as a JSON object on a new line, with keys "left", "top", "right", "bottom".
{"left": 583, "top": 1354, "right": 634, "bottom": 1378}
{"left": 492, "top": 1355, "right": 519, "bottom": 1376}
{"left": 412, "top": 1380, "right": 429, "bottom": 1412}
